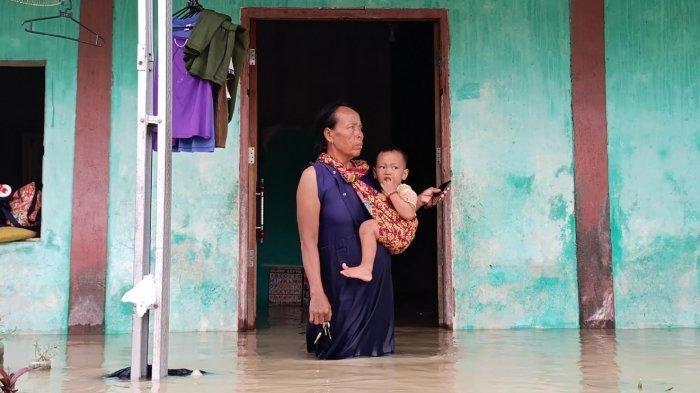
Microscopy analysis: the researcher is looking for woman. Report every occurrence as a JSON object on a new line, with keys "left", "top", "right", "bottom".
{"left": 296, "top": 102, "right": 444, "bottom": 359}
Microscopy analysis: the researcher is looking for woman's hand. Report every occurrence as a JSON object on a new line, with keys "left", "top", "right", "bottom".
{"left": 309, "top": 291, "right": 332, "bottom": 325}
{"left": 417, "top": 186, "right": 448, "bottom": 209}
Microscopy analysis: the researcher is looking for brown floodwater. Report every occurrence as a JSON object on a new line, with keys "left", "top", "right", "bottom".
{"left": 2, "top": 308, "right": 698, "bottom": 392}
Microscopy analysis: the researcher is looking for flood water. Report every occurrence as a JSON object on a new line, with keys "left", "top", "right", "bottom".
{"left": 2, "top": 307, "right": 698, "bottom": 392}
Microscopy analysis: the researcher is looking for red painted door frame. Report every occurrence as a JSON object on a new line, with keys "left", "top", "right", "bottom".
{"left": 68, "top": 0, "right": 113, "bottom": 334}
{"left": 570, "top": 0, "right": 615, "bottom": 328}
{"left": 237, "top": 8, "right": 453, "bottom": 331}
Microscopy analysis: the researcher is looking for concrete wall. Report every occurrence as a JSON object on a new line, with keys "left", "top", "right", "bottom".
{"left": 448, "top": 0, "right": 578, "bottom": 328}
{"left": 105, "top": 0, "right": 240, "bottom": 333}
{"left": 0, "top": 1, "right": 79, "bottom": 332}
{"left": 2, "top": 0, "right": 696, "bottom": 332}
{"left": 1, "top": 0, "right": 579, "bottom": 333}
{"left": 606, "top": 0, "right": 699, "bottom": 328}
{"left": 106, "top": 0, "right": 579, "bottom": 332}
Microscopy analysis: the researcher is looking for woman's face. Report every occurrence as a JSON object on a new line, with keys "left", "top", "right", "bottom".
{"left": 325, "top": 106, "right": 364, "bottom": 159}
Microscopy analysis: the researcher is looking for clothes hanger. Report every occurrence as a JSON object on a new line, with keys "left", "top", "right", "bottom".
{"left": 173, "top": 0, "right": 204, "bottom": 34}
{"left": 173, "top": 0, "right": 203, "bottom": 19}
{"left": 21, "top": 0, "right": 105, "bottom": 47}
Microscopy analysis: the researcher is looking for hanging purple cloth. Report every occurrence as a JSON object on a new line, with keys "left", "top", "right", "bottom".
{"left": 153, "top": 14, "right": 215, "bottom": 152}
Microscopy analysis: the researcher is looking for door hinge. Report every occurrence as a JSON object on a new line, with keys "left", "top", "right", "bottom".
{"left": 248, "top": 250, "right": 255, "bottom": 267}
{"left": 249, "top": 49, "right": 256, "bottom": 66}
{"left": 248, "top": 147, "right": 255, "bottom": 164}
{"left": 436, "top": 147, "right": 442, "bottom": 164}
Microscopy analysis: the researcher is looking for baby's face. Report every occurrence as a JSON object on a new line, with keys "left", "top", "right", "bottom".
{"left": 374, "top": 151, "right": 409, "bottom": 186}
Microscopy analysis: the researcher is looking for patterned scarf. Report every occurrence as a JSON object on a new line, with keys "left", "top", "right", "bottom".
{"left": 317, "top": 152, "right": 417, "bottom": 246}
{"left": 317, "top": 152, "right": 369, "bottom": 184}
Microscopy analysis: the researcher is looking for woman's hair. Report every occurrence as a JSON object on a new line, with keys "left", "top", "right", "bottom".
{"left": 312, "top": 101, "right": 356, "bottom": 153}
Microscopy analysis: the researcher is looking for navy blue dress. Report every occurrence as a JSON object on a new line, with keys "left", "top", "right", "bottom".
{"left": 306, "top": 162, "right": 395, "bottom": 359}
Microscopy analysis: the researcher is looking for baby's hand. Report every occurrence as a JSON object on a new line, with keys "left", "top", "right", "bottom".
{"left": 380, "top": 178, "right": 398, "bottom": 195}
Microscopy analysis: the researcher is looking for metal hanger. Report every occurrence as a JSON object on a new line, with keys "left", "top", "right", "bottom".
{"left": 173, "top": 0, "right": 204, "bottom": 20}
{"left": 21, "top": 0, "right": 105, "bottom": 47}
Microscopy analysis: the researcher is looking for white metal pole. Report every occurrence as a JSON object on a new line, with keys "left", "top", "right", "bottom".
{"left": 152, "top": 0, "right": 173, "bottom": 381}
{"left": 132, "top": 0, "right": 154, "bottom": 382}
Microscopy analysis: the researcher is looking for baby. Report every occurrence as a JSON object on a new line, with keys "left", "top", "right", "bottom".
{"left": 341, "top": 147, "right": 419, "bottom": 282}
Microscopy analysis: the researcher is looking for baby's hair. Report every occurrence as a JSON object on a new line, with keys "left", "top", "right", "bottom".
{"left": 376, "top": 146, "right": 409, "bottom": 167}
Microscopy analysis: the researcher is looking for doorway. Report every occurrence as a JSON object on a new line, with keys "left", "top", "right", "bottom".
{"left": 238, "top": 9, "right": 453, "bottom": 330}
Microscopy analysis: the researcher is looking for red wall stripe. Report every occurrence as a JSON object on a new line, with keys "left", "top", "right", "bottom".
{"left": 68, "top": 0, "right": 113, "bottom": 334}
{"left": 570, "top": 0, "right": 615, "bottom": 328}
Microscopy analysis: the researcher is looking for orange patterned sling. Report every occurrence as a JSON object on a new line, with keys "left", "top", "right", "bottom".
{"left": 317, "top": 153, "right": 418, "bottom": 255}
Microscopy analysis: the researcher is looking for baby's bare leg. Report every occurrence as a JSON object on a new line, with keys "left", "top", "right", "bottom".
{"left": 341, "top": 219, "right": 380, "bottom": 282}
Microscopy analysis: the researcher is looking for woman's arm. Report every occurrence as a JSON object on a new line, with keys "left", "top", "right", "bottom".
{"left": 416, "top": 187, "right": 447, "bottom": 209}
{"left": 296, "top": 166, "right": 332, "bottom": 325}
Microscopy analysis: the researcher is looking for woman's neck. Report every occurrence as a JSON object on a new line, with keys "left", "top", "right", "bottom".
{"left": 326, "top": 149, "right": 353, "bottom": 168}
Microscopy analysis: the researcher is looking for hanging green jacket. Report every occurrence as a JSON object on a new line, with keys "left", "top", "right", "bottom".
{"left": 184, "top": 9, "right": 248, "bottom": 121}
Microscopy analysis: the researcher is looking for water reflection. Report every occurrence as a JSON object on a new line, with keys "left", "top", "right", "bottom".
{"left": 579, "top": 329, "right": 618, "bottom": 392}
{"left": 64, "top": 335, "right": 105, "bottom": 392}
{"left": 614, "top": 329, "right": 699, "bottom": 392}
{"left": 453, "top": 330, "right": 582, "bottom": 392}
{"left": 0, "top": 310, "right": 697, "bottom": 392}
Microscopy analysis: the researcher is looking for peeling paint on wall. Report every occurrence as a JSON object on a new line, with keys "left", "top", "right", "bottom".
{"left": 105, "top": 1, "right": 240, "bottom": 333}
{"left": 0, "top": 1, "right": 80, "bottom": 332}
{"left": 105, "top": 0, "right": 581, "bottom": 332}
{"left": 9, "top": 0, "right": 697, "bottom": 333}
{"left": 606, "top": 0, "right": 700, "bottom": 328}
{"left": 449, "top": 1, "right": 579, "bottom": 328}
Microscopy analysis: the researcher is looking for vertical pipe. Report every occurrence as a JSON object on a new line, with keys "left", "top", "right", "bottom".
{"left": 132, "top": 0, "right": 154, "bottom": 381}
{"left": 152, "top": 0, "right": 173, "bottom": 380}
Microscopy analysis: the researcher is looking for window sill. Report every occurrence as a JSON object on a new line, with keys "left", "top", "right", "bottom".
{"left": 0, "top": 237, "right": 41, "bottom": 245}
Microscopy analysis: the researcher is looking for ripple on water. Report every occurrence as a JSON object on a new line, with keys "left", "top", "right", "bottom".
{"left": 1, "top": 322, "right": 697, "bottom": 392}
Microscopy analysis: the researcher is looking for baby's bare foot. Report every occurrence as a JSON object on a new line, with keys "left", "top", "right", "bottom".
{"left": 340, "top": 263, "right": 373, "bottom": 282}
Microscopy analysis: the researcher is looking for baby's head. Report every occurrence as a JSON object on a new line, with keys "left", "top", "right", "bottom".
{"left": 374, "top": 147, "right": 409, "bottom": 185}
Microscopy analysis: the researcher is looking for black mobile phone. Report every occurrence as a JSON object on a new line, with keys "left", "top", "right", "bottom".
{"left": 438, "top": 180, "right": 451, "bottom": 192}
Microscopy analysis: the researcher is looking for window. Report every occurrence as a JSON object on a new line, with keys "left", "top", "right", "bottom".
{"left": 0, "top": 63, "right": 45, "bottom": 232}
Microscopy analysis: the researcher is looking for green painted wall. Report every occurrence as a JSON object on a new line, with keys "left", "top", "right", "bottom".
{"left": 447, "top": 0, "right": 578, "bottom": 328}
{"left": 105, "top": 0, "right": 240, "bottom": 333}
{"left": 103, "top": 0, "right": 579, "bottom": 332}
{"left": 12, "top": 0, "right": 696, "bottom": 333}
{"left": 256, "top": 127, "right": 317, "bottom": 312}
{"left": 606, "top": 0, "right": 700, "bottom": 328}
{"left": 0, "top": 2, "right": 79, "bottom": 332}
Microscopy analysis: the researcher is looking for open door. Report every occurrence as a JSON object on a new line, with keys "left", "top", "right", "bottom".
{"left": 238, "top": 8, "right": 453, "bottom": 331}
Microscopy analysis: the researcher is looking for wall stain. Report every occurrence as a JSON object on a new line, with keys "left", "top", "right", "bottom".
{"left": 507, "top": 174, "right": 535, "bottom": 194}
{"left": 607, "top": 0, "right": 699, "bottom": 328}
{"left": 0, "top": 1, "right": 79, "bottom": 332}
{"left": 549, "top": 195, "right": 568, "bottom": 221}
{"left": 6, "top": 0, "right": 696, "bottom": 333}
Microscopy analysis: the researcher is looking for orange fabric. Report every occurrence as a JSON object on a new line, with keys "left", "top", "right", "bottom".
{"left": 317, "top": 153, "right": 418, "bottom": 255}
{"left": 7, "top": 182, "right": 41, "bottom": 228}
